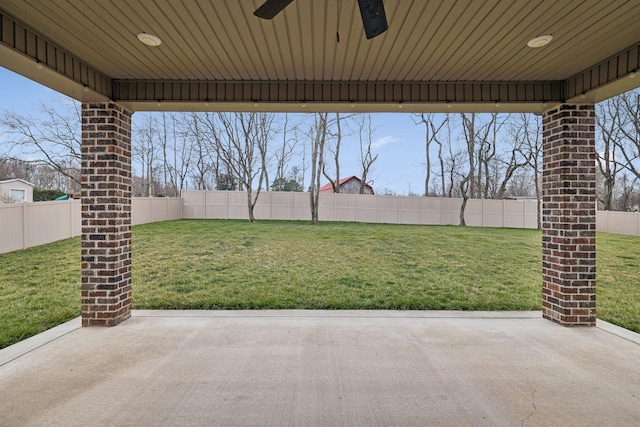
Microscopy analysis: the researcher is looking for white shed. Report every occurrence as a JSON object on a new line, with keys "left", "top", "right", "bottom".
{"left": 0, "top": 178, "right": 35, "bottom": 203}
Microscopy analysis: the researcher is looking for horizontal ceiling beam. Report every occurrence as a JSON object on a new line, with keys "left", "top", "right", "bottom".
{"left": 112, "top": 80, "right": 564, "bottom": 113}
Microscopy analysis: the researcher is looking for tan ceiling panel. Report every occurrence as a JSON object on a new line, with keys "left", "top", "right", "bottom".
{"left": 1, "top": 0, "right": 639, "bottom": 111}
{"left": 0, "top": 0, "right": 637, "bottom": 81}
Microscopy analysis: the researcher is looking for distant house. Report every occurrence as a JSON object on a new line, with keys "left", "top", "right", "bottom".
{"left": 319, "top": 176, "right": 375, "bottom": 195}
{"left": 0, "top": 178, "right": 35, "bottom": 203}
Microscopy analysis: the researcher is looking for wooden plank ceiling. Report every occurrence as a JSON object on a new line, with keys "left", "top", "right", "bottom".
{"left": 1, "top": 0, "right": 639, "bottom": 112}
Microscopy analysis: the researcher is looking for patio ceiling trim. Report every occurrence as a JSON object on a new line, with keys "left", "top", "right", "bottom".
{"left": 565, "top": 41, "right": 640, "bottom": 103}
{"left": 0, "top": 10, "right": 111, "bottom": 101}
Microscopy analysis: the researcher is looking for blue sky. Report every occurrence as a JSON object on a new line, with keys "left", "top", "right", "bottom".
{"left": 0, "top": 66, "right": 428, "bottom": 194}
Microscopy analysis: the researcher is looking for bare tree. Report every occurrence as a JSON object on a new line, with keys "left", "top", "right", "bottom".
{"left": 0, "top": 157, "right": 77, "bottom": 194}
{"left": 414, "top": 113, "right": 448, "bottom": 196}
{"left": 495, "top": 114, "right": 533, "bottom": 199}
{"left": 458, "top": 113, "right": 512, "bottom": 225}
{"left": 309, "top": 113, "right": 328, "bottom": 224}
{"left": 615, "top": 172, "right": 639, "bottom": 210}
{"left": 476, "top": 113, "right": 511, "bottom": 199}
{"left": 589, "top": 89, "right": 640, "bottom": 211}
{"left": 198, "top": 112, "right": 234, "bottom": 190}
{"left": 0, "top": 100, "right": 81, "bottom": 187}
{"left": 458, "top": 113, "right": 480, "bottom": 225}
{"left": 595, "top": 99, "right": 623, "bottom": 210}
{"left": 216, "top": 112, "right": 274, "bottom": 222}
{"left": 322, "top": 113, "right": 347, "bottom": 193}
{"left": 159, "top": 113, "right": 194, "bottom": 196}
{"left": 432, "top": 123, "right": 449, "bottom": 197}
{"left": 357, "top": 114, "right": 379, "bottom": 194}
{"left": 522, "top": 114, "right": 543, "bottom": 228}
{"left": 32, "top": 163, "right": 70, "bottom": 191}
{"left": 0, "top": 157, "right": 34, "bottom": 182}
{"left": 443, "top": 116, "right": 460, "bottom": 198}
{"left": 183, "top": 112, "right": 217, "bottom": 190}
{"left": 257, "top": 114, "right": 274, "bottom": 192}
{"left": 612, "top": 90, "right": 640, "bottom": 181}
{"left": 132, "top": 114, "right": 160, "bottom": 197}
{"left": 272, "top": 114, "right": 301, "bottom": 191}
{"left": 504, "top": 169, "right": 536, "bottom": 197}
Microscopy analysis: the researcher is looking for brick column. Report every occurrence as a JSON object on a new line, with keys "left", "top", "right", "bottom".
{"left": 541, "top": 104, "right": 596, "bottom": 326}
{"left": 81, "top": 102, "right": 133, "bottom": 326}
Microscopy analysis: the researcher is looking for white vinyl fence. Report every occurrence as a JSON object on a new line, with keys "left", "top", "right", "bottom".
{"left": 597, "top": 210, "right": 640, "bottom": 237}
{"left": 182, "top": 190, "right": 540, "bottom": 228}
{"left": 2, "top": 191, "right": 639, "bottom": 254}
{"left": 182, "top": 190, "right": 640, "bottom": 235}
{"left": 131, "top": 197, "right": 183, "bottom": 226}
{"left": 0, "top": 199, "right": 82, "bottom": 254}
{"left": 0, "top": 197, "right": 182, "bottom": 254}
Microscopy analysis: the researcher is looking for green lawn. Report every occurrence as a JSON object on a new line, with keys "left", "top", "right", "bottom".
{"left": 0, "top": 220, "right": 638, "bottom": 349}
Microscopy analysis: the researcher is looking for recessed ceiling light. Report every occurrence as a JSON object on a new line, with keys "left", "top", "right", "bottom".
{"left": 527, "top": 35, "right": 553, "bottom": 48}
{"left": 137, "top": 32, "right": 162, "bottom": 47}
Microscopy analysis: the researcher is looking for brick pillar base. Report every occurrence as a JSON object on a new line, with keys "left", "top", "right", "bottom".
{"left": 541, "top": 104, "right": 596, "bottom": 326}
{"left": 81, "top": 102, "right": 132, "bottom": 326}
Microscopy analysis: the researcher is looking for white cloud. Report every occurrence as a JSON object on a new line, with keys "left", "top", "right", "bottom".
{"left": 371, "top": 135, "right": 400, "bottom": 150}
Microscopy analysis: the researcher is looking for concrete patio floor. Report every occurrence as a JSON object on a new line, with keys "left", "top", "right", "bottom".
{"left": 1, "top": 310, "right": 639, "bottom": 426}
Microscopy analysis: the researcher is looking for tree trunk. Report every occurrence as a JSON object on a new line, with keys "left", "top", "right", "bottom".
{"left": 247, "top": 189, "right": 256, "bottom": 222}
{"left": 460, "top": 113, "right": 476, "bottom": 225}
{"left": 309, "top": 113, "right": 327, "bottom": 224}
{"left": 359, "top": 114, "right": 378, "bottom": 194}
{"left": 459, "top": 179, "right": 469, "bottom": 226}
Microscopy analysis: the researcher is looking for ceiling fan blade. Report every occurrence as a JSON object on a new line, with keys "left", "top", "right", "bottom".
{"left": 254, "top": 0, "right": 295, "bottom": 19}
{"left": 357, "top": 0, "right": 388, "bottom": 39}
